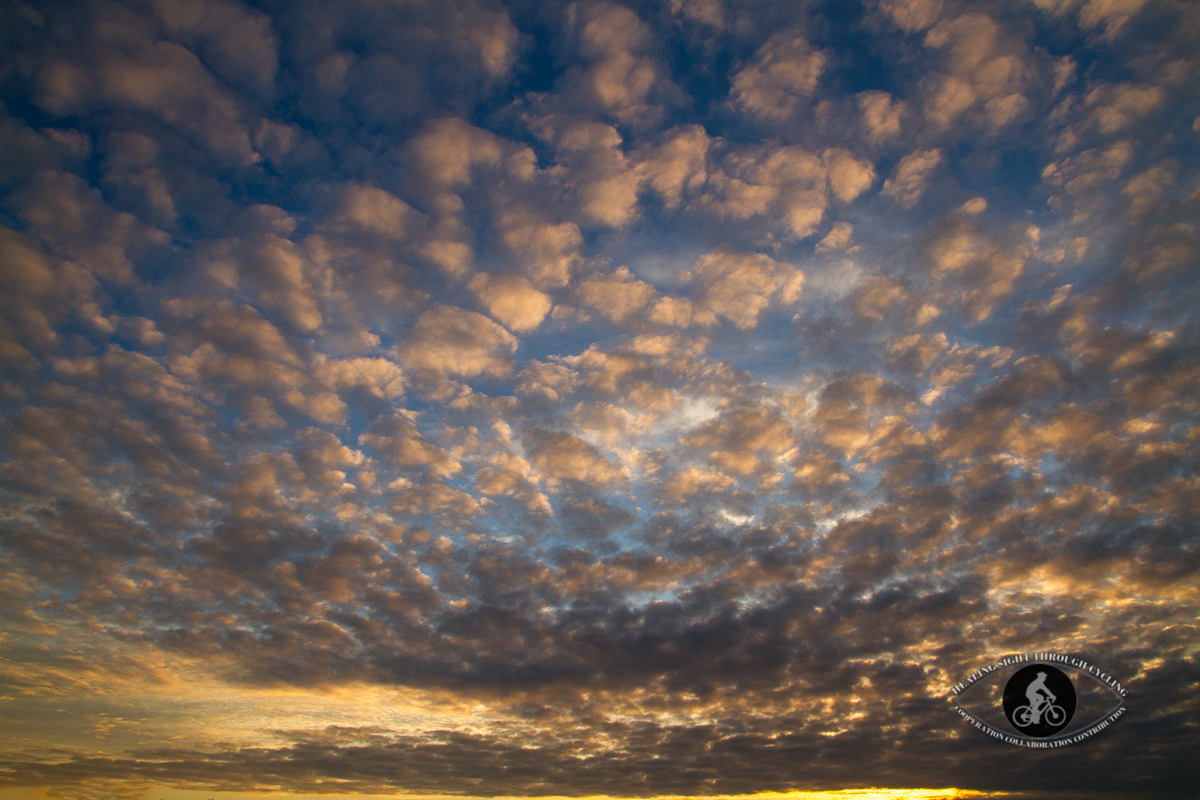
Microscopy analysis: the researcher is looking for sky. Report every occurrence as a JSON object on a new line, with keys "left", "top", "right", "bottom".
{"left": 0, "top": 0, "right": 1197, "bottom": 798}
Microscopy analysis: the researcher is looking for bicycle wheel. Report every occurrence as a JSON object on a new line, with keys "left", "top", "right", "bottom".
{"left": 1044, "top": 704, "right": 1065, "bottom": 725}
{"left": 1013, "top": 705, "right": 1035, "bottom": 727}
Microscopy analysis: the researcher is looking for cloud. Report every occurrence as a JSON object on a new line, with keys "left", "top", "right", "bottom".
{"left": 294, "top": 426, "right": 364, "bottom": 490}
{"left": 101, "top": 131, "right": 178, "bottom": 224}
{"left": 495, "top": 209, "right": 583, "bottom": 289}
{"left": 328, "top": 183, "right": 417, "bottom": 241}
{"left": 401, "top": 305, "right": 518, "bottom": 378}
{"left": 1, "top": 1, "right": 1198, "bottom": 796}
{"left": 524, "top": 428, "right": 627, "bottom": 488}
{"left": 577, "top": 266, "right": 659, "bottom": 323}
{"left": 1041, "top": 141, "right": 1134, "bottom": 221}
{"left": 201, "top": 222, "right": 323, "bottom": 332}
{"left": 552, "top": 120, "right": 642, "bottom": 227}
{"left": 857, "top": 91, "right": 906, "bottom": 142}
{"left": 920, "top": 13, "right": 1035, "bottom": 131}
{"left": 648, "top": 295, "right": 718, "bottom": 327}
{"left": 638, "top": 125, "right": 711, "bottom": 209}
{"left": 671, "top": 0, "right": 725, "bottom": 28}
{"left": 817, "top": 222, "right": 854, "bottom": 252}
{"left": 682, "top": 403, "right": 797, "bottom": 476}
{"left": 359, "top": 414, "right": 460, "bottom": 478}
{"left": 689, "top": 251, "right": 804, "bottom": 329}
{"left": 730, "top": 31, "right": 826, "bottom": 121}
{"left": 151, "top": 0, "right": 279, "bottom": 96}
{"left": 0, "top": 227, "right": 77, "bottom": 360}
{"left": 1086, "top": 82, "right": 1164, "bottom": 134}
{"left": 314, "top": 355, "right": 404, "bottom": 400}
{"left": 881, "top": 148, "right": 943, "bottom": 207}
{"left": 699, "top": 141, "right": 876, "bottom": 240}
{"left": 474, "top": 431, "right": 551, "bottom": 516}
{"left": 824, "top": 148, "right": 877, "bottom": 203}
{"left": 38, "top": 35, "right": 258, "bottom": 165}
{"left": 408, "top": 117, "right": 505, "bottom": 190}
{"left": 456, "top": 4, "right": 521, "bottom": 79}
{"left": 878, "top": 0, "right": 944, "bottom": 32}
{"left": 469, "top": 273, "right": 553, "bottom": 333}
{"left": 517, "top": 360, "right": 580, "bottom": 402}
{"left": 1034, "top": 0, "right": 1151, "bottom": 37}
{"left": 7, "top": 169, "right": 162, "bottom": 284}
{"left": 926, "top": 220, "right": 1027, "bottom": 322}
{"left": 560, "top": 1, "right": 677, "bottom": 124}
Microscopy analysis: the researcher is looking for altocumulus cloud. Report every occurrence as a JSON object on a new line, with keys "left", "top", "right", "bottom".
{"left": 0, "top": 0, "right": 1198, "bottom": 798}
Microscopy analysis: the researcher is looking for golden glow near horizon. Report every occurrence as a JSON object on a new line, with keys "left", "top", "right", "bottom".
{"left": 0, "top": 790, "right": 1010, "bottom": 800}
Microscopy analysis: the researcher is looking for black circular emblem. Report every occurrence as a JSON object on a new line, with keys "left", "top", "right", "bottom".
{"left": 1003, "top": 664, "right": 1076, "bottom": 737}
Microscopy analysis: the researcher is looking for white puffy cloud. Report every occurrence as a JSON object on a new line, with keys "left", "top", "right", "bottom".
{"left": 516, "top": 361, "right": 579, "bottom": 402}
{"left": 1079, "top": 0, "right": 1150, "bottom": 35}
{"left": 524, "top": 428, "right": 627, "bottom": 487}
{"left": 469, "top": 273, "right": 553, "bottom": 333}
{"left": 921, "top": 13, "right": 1033, "bottom": 131}
{"left": 314, "top": 356, "right": 405, "bottom": 400}
{"left": 648, "top": 296, "right": 717, "bottom": 328}
{"left": 294, "top": 427, "right": 365, "bottom": 490}
{"left": 817, "top": 222, "right": 854, "bottom": 252}
{"left": 150, "top": 0, "right": 279, "bottom": 97}
{"left": 38, "top": 40, "right": 257, "bottom": 164}
{"left": 1041, "top": 141, "right": 1134, "bottom": 222}
{"left": 878, "top": 0, "right": 944, "bottom": 32}
{"left": 670, "top": 0, "right": 725, "bottom": 28}
{"left": 882, "top": 149, "right": 943, "bottom": 208}
{"left": 689, "top": 251, "right": 804, "bottom": 329}
{"left": 408, "top": 117, "right": 504, "bottom": 190}
{"left": 328, "top": 184, "right": 416, "bottom": 241}
{"left": 577, "top": 266, "right": 659, "bottom": 323}
{"left": 562, "top": 1, "right": 675, "bottom": 123}
{"left": 496, "top": 209, "right": 583, "bottom": 289}
{"left": 474, "top": 447, "right": 551, "bottom": 516}
{"left": 553, "top": 121, "right": 642, "bottom": 227}
{"left": 359, "top": 414, "right": 461, "bottom": 478}
{"left": 858, "top": 91, "right": 905, "bottom": 142}
{"left": 455, "top": 4, "right": 521, "bottom": 79}
{"left": 851, "top": 276, "right": 940, "bottom": 325}
{"left": 730, "top": 31, "right": 826, "bottom": 121}
{"left": 3, "top": 2, "right": 1198, "bottom": 793}
{"left": 638, "top": 125, "right": 711, "bottom": 209}
{"left": 401, "top": 305, "right": 518, "bottom": 378}
{"left": 197, "top": 210, "right": 323, "bottom": 334}
{"left": 682, "top": 403, "right": 797, "bottom": 476}
{"left": 1121, "top": 162, "right": 1175, "bottom": 218}
{"left": 1032, "top": 0, "right": 1151, "bottom": 37}
{"left": 927, "top": 221, "right": 1027, "bottom": 322}
{"left": 660, "top": 465, "right": 737, "bottom": 502}
{"left": 0, "top": 228, "right": 71, "bottom": 360}
{"left": 824, "top": 148, "right": 877, "bottom": 203}
{"left": 1086, "top": 82, "right": 1164, "bottom": 134}
{"left": 702, "top": 143, "right": 874, "bottom": 238}
{"left": 7, "top": 169, "right": 154, "bottom": 284}
{"left": 102, "top": 131, "right": 177, "bottom": 224}
{"left": 958, "top": 197, "right": 988, "bottom": 215}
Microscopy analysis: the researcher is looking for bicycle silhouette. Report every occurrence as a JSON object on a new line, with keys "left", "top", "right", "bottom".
{"left": 1012, "top": 699, "right": 1066, "bottom": 727}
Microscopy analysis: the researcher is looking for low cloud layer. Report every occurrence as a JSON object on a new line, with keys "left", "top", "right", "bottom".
{"left": 1, "top": 0, "right": 1198, "bottom": 797}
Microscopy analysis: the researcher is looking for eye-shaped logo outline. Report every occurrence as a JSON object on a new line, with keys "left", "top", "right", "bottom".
{"left": 948, "top": 652, "right": 1128, "bottom": 748}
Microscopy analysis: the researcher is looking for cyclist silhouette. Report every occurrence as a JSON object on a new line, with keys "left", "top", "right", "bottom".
{"left": 1026, "top": 671, "right": 1056, "bottom": 717}
{"left": 1013, "top": 671, "right": 1065, "bottom": 727}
